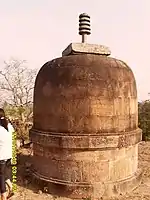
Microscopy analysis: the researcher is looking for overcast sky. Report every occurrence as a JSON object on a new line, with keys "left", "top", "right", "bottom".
{"left": 0, "top": 0, "right": 149, "bottom": 101}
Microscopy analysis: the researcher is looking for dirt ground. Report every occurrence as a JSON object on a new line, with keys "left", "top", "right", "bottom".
{"left": 11, "top": 141, "right": 150, "bottom": 200}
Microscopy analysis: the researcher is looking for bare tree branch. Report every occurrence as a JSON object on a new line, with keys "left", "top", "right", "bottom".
{"left": 0, "top": 58, "right": 38, "bottom": 121}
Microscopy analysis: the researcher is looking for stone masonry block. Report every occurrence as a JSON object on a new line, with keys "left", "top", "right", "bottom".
{"left": 62, "top": 43, "right": 111, "bottom": 56}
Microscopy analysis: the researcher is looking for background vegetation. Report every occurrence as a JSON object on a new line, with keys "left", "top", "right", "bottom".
{"left": 0, "top": 59, "right": 38, "bottom": 143}
{"left": 138, "top": 100, "right": 150, "bottom": 141}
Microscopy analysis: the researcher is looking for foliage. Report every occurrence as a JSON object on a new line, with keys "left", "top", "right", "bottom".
{"left": 138, "top": 100, "right": 150, "bottom": 141}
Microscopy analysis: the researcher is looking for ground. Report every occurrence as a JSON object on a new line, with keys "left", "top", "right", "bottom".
{"left": 11, "top": 141, "right": 150, "bottom": 200}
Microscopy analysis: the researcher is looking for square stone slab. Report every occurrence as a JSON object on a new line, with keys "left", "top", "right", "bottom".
{"left": 62, "top": 43, "right": 111, "bottom": 56}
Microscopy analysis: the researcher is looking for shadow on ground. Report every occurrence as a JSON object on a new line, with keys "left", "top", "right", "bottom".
{"left": 16, "top": 149, "right": 74, "bottom": 199}
{"left": 16, "top": 148, "right": 40, "bottom": 193}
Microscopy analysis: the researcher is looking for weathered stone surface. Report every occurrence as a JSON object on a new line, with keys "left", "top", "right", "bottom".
{"left": 62, "top": 43, "right": 111, "bottom": 56}
{"left": 31, "top": 54, "right": 137, "bottom": 133}
{"left": 103, "top": 169, "right": 142, "bottom": 198}
{"left": 31, "top": 168, "right": 142, "bottom": 199}
{"left": 30, "top": 53, "right": 142, "bottom": 199}
{"left": 33, "top": 143, "right": 138, "bottom": 162}
{"left": 31, "top": 142, "right": 139, "bottom": 185}
{"left": 30, "top": 128, "right": 141, "bottom": 149}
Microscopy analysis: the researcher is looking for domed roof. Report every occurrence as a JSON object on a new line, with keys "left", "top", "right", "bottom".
{"left": 35, "top": 54, "right": 136, "bottom": 100}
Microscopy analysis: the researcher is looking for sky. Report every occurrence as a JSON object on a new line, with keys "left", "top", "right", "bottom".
{"left": 0, "top": 0, "right": 149, "bottom": 101}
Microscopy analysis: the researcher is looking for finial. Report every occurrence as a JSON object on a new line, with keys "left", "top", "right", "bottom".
{"left": 62, "top": 13, "right": 111, "bottom": 56}
{"left": 79, "top": 13, "right": 91, "bottom": 43}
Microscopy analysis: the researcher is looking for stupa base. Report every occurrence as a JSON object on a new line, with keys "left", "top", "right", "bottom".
{"left": 32, "top": 168, "right": 142, "bottom": 199}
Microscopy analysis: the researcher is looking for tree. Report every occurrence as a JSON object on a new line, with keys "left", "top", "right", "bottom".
{"left": 138, "top": 100, "right": 150, "bottom": 141}
{"left": 0, "top": 58, "right": 38, "bottom": 141}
